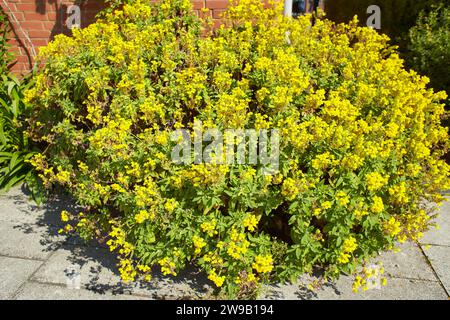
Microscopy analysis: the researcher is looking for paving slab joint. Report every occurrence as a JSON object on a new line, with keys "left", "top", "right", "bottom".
{"left": 417, "top": 241, "right": 450, "bottom": 298}
{"left": 10, "top": 250, "right": 57, "bottom": 300}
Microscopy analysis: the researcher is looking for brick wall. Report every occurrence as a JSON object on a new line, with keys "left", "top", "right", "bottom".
{"left": 1, "top": 0, "right": 323, "bottom": 75}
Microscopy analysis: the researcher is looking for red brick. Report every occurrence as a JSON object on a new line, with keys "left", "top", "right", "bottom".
{"left": 43, "top": 21, "right": 56, "bottom": 29}
{"left": 192, "top": 0, "right": 205, "bottom": 10}
{"left": 205, "top": 0, "right": 229, "bottom": 10}
{"left": 16, "top": 55, "right": 32, "bottom": 63}
{"left": 45, "top": 11, "right": 58, "bottom": 20}
{"left": 19, "top": 21, "right": 45, "bottom": 30}
{"left": 27, "top": 29, "right": 52, "bottom": 38}
{"left": 15, "top": 3, "right": 37, "bottom": 11}
{"left": 23, "top": 12, "right": 46, "bottom": 20}
{"left": 33, "top": 39, "right": 50, "bottom": 46}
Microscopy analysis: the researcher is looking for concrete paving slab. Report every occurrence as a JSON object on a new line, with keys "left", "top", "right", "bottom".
{"left": 376, "top": 242, "right": 437, "bottom": 281}
{"left": 421, "top": 198, "right": 450, "bottom": 246}
{"left": 264, "top": 275, "right": 448, "bottom": 300}
{"left": 0, "top": 256, "right": 43, "bottom": 299}
{"left": 13, "top": 282, "right": 149, "bottom": 300}
{"left": 128, "top": 266, "right": 210, "bottom": 299}
{"left": 422, "top": 245, "right": 450, "bottom": 296}
{"left": 31, "top": 243, "right": 207, "bottom": 299}
{"left": 0, "top": 186, "right": 78, "bottom": 228}
{"left": 0, "top": 221, "right": 64, "bottom": 260}
{"left": 31, "top": 245, "right": 121, "bottom": 292}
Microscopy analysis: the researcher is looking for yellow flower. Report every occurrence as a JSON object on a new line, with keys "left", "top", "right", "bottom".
{"left": 241, "top": 168, "right": 257, "bottom": 180}
{"left": 158, "top": 257, "right": 177, "bottom": 276}
{"left": 337, "top": 252, "right": 351, "bottom": 264}
{"left": 335, "top": 191, "right": 350, "bottom": 207}
{"left": 281, "top": 178, "right": 299, "bottom": 200}
{"left": 135, "top": 210, "right": 152, "bottom": 224}
{"left": 164, "top": 198, "right": 178, "bottom": 213}
{"left": 192, "top": 235, "right": 206, "bottom": 255}
{"left": 55, "top": 166, "right": 71, "bottom": 184}
{"left": 77, "top": 161, "right": 89, "bottom": 174}
{"left": 352, "top": 276, "right": 363, "bottom": 292}
{"left": 342, "top": 236, "right": 358, "bottom": 253}
{"left": 321, "top": 201, "right": 332, "bottom": 210}
{"left": 371, "top": 196, "right": 384, "bottom": 213}
{"left": 243, "top": 215, "right": 260, "bottom": 232}
{"left": 384, "top": 217, "right": 401, "bottom": 237}
{"left": 252, "top": 255, "right": 273, "bottom": 273}
{"left": 354, "top": 209, "right": 369, "bottom": 218}
{"left": 226, "top": 229, "right": 250, "bottom": 259}
{"left": 208, "top": 269, "right": 226, "bottom": 287}
{"left": 60, "top": 210, "right": 70, "bottom": 222}
{"left": 389, "top": 182, "right": 409, "bottom": 204}
{"left": 137, "top": 264, "right": 151, "bottom": 273}
{"left": 312, "top": 152, "right": 334, "bottom": 171}
{"left": 337, "top": 236, "right": 357, "bottom": 264}
{"left": 200, "top": 219, "right": 218, "bottom": 237}
{"left": 365, "top": 172, "right": 389, "bottom": 192}
{"left": 155, "top": 131, "right": 169, "bottom": 145}
{"left": 119, "top": 258, "right": 136, "bottom": 282}
{"left": 112, "top": 183, "right": 126, "bottom": 194}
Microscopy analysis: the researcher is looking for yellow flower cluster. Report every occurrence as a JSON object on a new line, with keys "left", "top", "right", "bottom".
{"left": 243, "top": 215, "right": 260, "bottom": 232}
{"left": 370, "top": 196, "right": 385, "bottom": 213}
{"left": 164, "top": 198, "right": 178, "bottom": 213}
{"left": 178, "top": 164, "right": 229, "bottom": 187}
{"left": 225, "top": 229, "right": 250, "bottom": 260}
{"left": 208, "top": 269, "right": 226, "bottom": 287}
{"left": 200, "top": 219, "right": 218, "bottom": 237}
{"left": 134, "top": 179, "right": 159, "bottom": 207}
{"left": 192, "top": 235, "right": 207, "bottom": 255}
{"left": 335, "top": 191, "right": 350, "bottom": 207}
{"left": 311, "top": 152, "right": 334, "bottom": 171}
{"left": 365, "top": 172, "right": 389, "bottom": 192}
{"left": 134, "top": 209, "right": 155, "bottom": 224}
{"left": 389, "top": 182, "right": 409, "bottom": 204}
{"left": 252, "top": 255, "right": 274, "bottom": 274}
{"left": 383, "top": 217, "right": 402, "bottom": 237}
{"left": 321, "top": 201, "right": 332, "bottom": 210}
{"left": 137, "top": 265, "right": 152, "bottom": 282}
{"left": 235, "top": 272, "right": 256, "bottom": 284}
{"left": 281, "top": 178, "right": 299, "bottom": 201}
{"left": 337, "top": 236, "right": 358, "bottom": 264}
{"left": 203, "top": 252, "right": 223, "bottom": 266}
{"left": 107, "top": 226, "right": 134, "bottom": 258}
{"left": 158, "top": 257, "right": 177, "bottom": 276}
{"left": 402, "top": 209, "right": 430, "bottom": 241}
{"left": 119, "top": 259, "right": 136, "bottom": 282}
{"left": 55, "top": 167, "right": 71, "bottom": 185}
{"left": 60, "top": 210, "right": 70, "bottom": 222}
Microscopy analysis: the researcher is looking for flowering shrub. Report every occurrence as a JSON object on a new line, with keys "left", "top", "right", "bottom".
{"left": 26, "top": 0, "right": 450, "bottom": 298}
